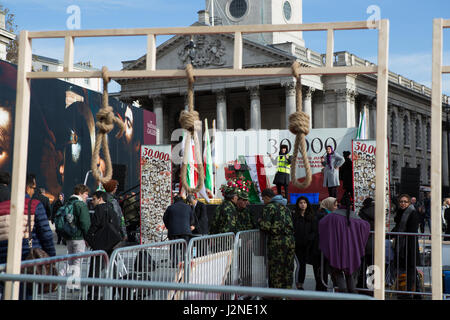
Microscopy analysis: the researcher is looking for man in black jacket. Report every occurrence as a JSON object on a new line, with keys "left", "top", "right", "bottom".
{"left": 86, "top": 191, "right": 122, "bottom": 299}
{"left": 186, "top": 194, "right": 209, "bottom": 235}
{"left": 33, "top": 187, "right": 51, "bottom": 220}
{"left": 163, "top": 195, "right": 195, "bottom": 242}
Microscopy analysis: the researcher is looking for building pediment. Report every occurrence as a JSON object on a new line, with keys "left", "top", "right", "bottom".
{"left": 122, "top": 29, "right": 301, "bottom": 72}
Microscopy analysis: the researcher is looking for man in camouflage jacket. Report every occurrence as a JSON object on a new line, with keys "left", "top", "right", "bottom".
{"left": 259, "top": 188, "right": 295, "bottom": 290}
{"left": 210, "top": 187, "right": 239, "bottom": 234}
{"left": 236, "top": 190, "right": 255, "bottom": 231}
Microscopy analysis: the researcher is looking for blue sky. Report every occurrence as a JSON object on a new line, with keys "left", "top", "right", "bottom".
{"left": 2, "top": 0, "right": 450, "bottom": 94}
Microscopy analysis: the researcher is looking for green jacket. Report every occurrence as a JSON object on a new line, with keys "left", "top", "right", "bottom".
{"left": 65, "top": 196, "right": 91, "bottom": 241}
{"left": 237, "top": 207, "right": 255, "bottom": 232}
{"left": 259, "top": 201, "right": 294, "bottom": 238}
{"left": 211, "top": 200, "right": 238, "bottom": 234}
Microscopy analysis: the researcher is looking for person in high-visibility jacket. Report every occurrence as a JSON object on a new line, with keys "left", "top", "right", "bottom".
{"left": 272, "top": 144, "right": 291, "bottom": 201}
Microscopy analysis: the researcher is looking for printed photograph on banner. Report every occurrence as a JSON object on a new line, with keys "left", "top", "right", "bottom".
{"left": 140, "top": 145, "right": 172, "bottom": 244}
{"left": 352, "top": 139, "right": 391, "bottom": 217}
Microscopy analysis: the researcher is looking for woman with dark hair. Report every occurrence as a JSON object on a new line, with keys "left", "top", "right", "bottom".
{"left": 272, "top": 144, "right": 291, "bottom": 201}
{"left": 318, "top": 192, "right": 370, "bottom": 293}
{"left": 391, "top": 193, "right": 421, "bottom": 299}
{"left": 321, "top": 145, "right": 345, "bottom": 198}
{"left": 292, "top": 196, "right": 321, "bottom": 290}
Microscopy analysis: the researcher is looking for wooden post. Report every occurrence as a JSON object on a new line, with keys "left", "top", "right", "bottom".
{"left": 146, "top": 34, "right": 156, "bottom": 71}
{"left": 431, "top": 18, "right": 443, "bottom": 300}
{"left": 63, "top": 36, "right": 74, "bottom": 72}
{"left": 233, "top": 32, "right": 242, "bottom": 70}
{"left": 4, "top": 30, "right": 32, "bottom": 300}
{"left": 326, "top": 29, "right": 334, "bottom": 68}
{"left": 373, "top": 19, "right": 389, "bottom": 300}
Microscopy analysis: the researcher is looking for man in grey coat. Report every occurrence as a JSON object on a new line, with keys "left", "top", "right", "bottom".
{"left": 321, "top": 145, "right": 345, "bottom": 198}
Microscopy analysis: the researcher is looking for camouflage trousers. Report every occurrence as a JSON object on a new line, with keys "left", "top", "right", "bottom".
{"left": 267, "top": 236, "right": 295, "bottom": 289}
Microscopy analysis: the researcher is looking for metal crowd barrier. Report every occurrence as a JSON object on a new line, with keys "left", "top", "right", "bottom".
{"left": 105, "top": 239, "right": 187, "bottom": 300}
{"left": 232, "top": 230, "right": 268, "bottom": 291}
{"left": 356, "top": 231, "right": 436, "bottom": 299}
{"left": 0, "top": 273, "right": 375, "bottom": 300}
{"left": 185, "top": 233, "right": 235, "bottom": 300}
{"left": 0, "top": 250, "right": 109, "bottom": 300}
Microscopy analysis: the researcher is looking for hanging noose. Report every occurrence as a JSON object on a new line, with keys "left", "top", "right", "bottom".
{"left": 91, "top": 66, "right": 126, "bottom": 184}
{"left": 179, "top": 63, "right": 205, "bottom": 194}
{"left": 289, "top": 61, "right": 312, "bottom": 189}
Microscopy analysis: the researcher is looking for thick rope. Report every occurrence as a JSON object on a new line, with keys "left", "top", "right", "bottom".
{"left": 179, "top": 64, "right": 205, "bottom": 194}
{"left": 91, "top": 66, "right": 126, "bottom": 184}
{"left": 289, "top": 61, "right": 312, "bottom": 189}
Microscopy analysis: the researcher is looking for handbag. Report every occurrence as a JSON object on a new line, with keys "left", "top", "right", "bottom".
{"left": 23, "top": 199, "right": 58, "bottom": 293}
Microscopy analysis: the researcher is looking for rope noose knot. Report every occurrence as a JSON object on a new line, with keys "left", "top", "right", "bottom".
{"left": 289, "top": 60, "right": 312, "bottom": 190}
{"left": 179, "top": 63, "right": 205, "bottom": 194}
{"left": 91, "top": 66, "right": 126, "bottom": 184}
{"left": 288, "top": 112, "right": 310, "bottom": 136}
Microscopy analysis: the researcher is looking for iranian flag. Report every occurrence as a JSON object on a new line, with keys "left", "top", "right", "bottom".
{"left": 203, "top": 119, "right": 214, "bottom": 195}
{"left": 180, "top": 130, "right": 198, "bottom": 193}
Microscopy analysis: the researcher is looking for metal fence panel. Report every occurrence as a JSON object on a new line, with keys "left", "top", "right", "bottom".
{"left": 0, "top": 250, "right": 109, "bottom": 300}
{"left": 185, "top": 233, "right": 235, "bottom": 300}
{"left": 105, "top": 239, "right": 187, "bottom": 300}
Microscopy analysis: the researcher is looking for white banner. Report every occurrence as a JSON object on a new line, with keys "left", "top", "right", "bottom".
{"left": 140, "top": 145, "right": 172, "bottom": 244}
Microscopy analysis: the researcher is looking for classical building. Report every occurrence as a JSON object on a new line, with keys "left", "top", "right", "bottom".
{"left": 0, "top": 11, "right": 15, "bottom": 61}
{"left": 31, "top": 55, "right": 101, "bottom": 92}
{"left": 118, "top": 0, "right": 450, "bottom": 196}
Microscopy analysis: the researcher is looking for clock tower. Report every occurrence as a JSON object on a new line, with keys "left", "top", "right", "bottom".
{"left": 205, "top": 0, "right": 305, "bottom": 47}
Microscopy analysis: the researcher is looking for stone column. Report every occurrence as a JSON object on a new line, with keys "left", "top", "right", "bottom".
{"left": 248, "top": 86, "right": 261, "bottom": 130}
{"left": 152, "top": 95, "right": 164, "bottom": 144}
{"left": 284, "top": 82, "right": 296, "bottom": 129}
{"left": 215, "top": 89, "right": 227, "bottom": 131}
{"left": 303, "top": 87, "right": 315, "bottom": 129}
{"left": 335, "top": 88, "right": 357, "bottom": 128}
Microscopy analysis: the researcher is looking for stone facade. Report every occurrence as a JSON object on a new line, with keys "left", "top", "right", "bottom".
{"left": 118, "top": 2, "right": 450, "bottom": 196}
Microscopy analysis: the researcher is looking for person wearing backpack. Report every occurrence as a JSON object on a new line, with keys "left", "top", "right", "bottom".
{"left": 58, "top": 184, "right": 91, "bottom": 286}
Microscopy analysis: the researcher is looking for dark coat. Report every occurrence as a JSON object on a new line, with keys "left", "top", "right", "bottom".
{"left": 192, "top": 201, "right": 209, "bottom": 235}
{"left": 444, "top": 207, "right": 450, "bottom": 238}
{"left": 0, "top": 196, "right": 56, "bottom": 264}
{"left": 359, "top": 203, "right": 375, "bottom": 256}
{"left": 391, "top": 205, "right": 421, "bottom": 270}
{"left": 163, "top": 200, "right": 194, "bottom": 237}
{"left": 33, "top": 192, "right": 51, "bottom": 220}
{"left": 86, "top": 202, "right": 122, "bottom": 253}
{"left": 339, "top": 158, "right": 353, "bottom": 193}
{"left": 0, "top": 184, "right": 10, "bottom": 202}
{"left": 292, "top": 210, "right": 318, "bottom": 265}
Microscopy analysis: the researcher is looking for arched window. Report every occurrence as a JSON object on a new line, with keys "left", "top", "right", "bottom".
{"left": 415, "top": 119, "right": 421, "bottom": 149}
{"left": 403, "top": 115, "right": 410, "bottom": 146}
{"left": 390, "top": 112, "right": 397, "bottom": 143}
{"left": 427, "top": 122, "right": 431, "bottom": 151}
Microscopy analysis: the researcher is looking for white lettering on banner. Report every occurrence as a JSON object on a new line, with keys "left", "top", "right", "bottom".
{"left": 140, "top": 145, "right": 172, "bottom": 244}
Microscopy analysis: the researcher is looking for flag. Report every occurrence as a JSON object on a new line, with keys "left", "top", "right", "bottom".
{"left": 180, "top": 130, "right": 197, "bottom": 192}
{"left": 204, "top": 119, "right": 214, "bottom": 195}
{"left": 356, "top": 109, "right": 367, "bottom": 140}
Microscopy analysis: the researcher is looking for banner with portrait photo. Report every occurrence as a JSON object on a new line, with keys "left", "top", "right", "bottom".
{"left": 352, "top": 139, "right": 391, "bottom": 219}
{"left": 140, "top": 145, "right": 172, "bottom": 244}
